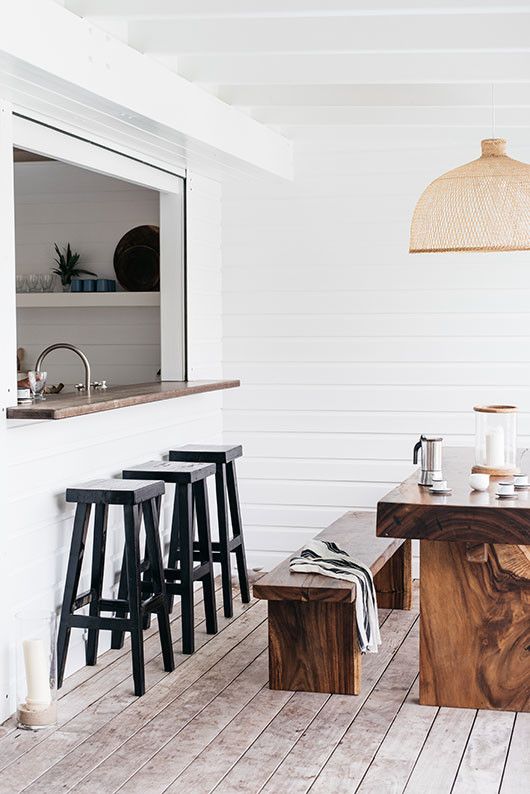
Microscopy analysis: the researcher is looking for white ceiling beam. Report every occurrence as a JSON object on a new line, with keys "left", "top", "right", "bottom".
{"left": 0, "top": 1, "right": 292, "bottom": 180}
{"left": 173, "top": 51, "right": 530, "bottom": 85}
{"left": 248, "top": 105, "right": 530, "bottom": 126}
{"left": 130, "top": 14, "right": 530, "bottom": 54}
{"left": 65, "top": 0, "right": 530, "bottom": 19}
{"left": 214, "top": 83, "right": 530, "bottom": 107}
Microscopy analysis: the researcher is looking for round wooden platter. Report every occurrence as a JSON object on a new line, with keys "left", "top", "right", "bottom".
{"left": 114, "top": 224, "right": 160, "bottom": 291}
{"left": 471, "top": 464, "right": 520, "bottom": 477}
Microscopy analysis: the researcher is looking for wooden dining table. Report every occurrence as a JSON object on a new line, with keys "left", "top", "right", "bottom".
{"left": 376, "top": 447, "right": 530, "bottom": 713}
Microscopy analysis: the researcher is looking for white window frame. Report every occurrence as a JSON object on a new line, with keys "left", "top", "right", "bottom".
{"left": 2, "top": 109, "right": 187, "bottom": 413}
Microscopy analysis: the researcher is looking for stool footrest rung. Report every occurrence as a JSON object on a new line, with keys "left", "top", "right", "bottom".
{"left": 142, "top": 594, "right": 165, "bottom": 613}
{"left": 193, "top": 538, "right": 241, "bottom": 556}
{"left": 73, "top": 590, "right": 93, "bottom": 610}
{"left": 165, "top": 562, "right": 213, "bottom": 583}
{"left": 68, "top": 614, "right": 132, "bottom": 632}
{"left": 99, "top": 598, "right": 129, "bottom": 612}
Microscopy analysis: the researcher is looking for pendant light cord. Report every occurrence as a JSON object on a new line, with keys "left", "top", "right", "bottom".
{"left": 491, "top": 83, "right": 495, "bottom": 139}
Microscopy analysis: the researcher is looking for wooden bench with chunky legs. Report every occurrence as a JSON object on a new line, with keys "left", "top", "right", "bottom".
{"left": 253, "top": 511, "right": 412, "bottom": 695}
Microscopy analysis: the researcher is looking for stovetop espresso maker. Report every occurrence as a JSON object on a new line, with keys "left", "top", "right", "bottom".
{"left": 413, "top": 435, "right": 443, "bottom": 486}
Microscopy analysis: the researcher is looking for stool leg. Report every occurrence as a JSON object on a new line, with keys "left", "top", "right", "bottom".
{"left": 226, "top": 461, "right": 251, "bottom": 604}
{"left": 177, "top": 482, "right": 195, "bottom": 654}
{"left": 166, "top": 486, "right": 181, "bottom": 614}
{"left": 86, "top": 503, "right": 109, "bottom": 665}
{"left": 142, "top": 539, "right": 152, "bottom": 630}
{"left": 124, "top": 504, "right": 145, "bottom": 696}
{"left": 143, "top": 497, "right": 175, "bottom": 673}
{"left": 57, "top": 502, "right": 92, "bottom": 688}
{"left": 111, "top": 548, "right": 127, "bottom": 650}
{"left": 194, "top": 480, "right": 218, "bottom": 635}
{"left": 215, "top": 465, "right": 233, "bottom": 618}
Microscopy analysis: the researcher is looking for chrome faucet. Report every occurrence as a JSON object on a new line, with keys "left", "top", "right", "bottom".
{"left": 35, "top": 343, "right": 91, "bottom": 394}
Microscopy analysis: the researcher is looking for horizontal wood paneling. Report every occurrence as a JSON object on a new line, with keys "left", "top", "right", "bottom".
{"left": 222, "top": 138, "right": 530, "bottom": 573}
{"left": 225, "top": 386, "right": 530, "bottom": 413}
{"left": 224, "top": 288, "right": 530, "bottom": 315}
{"left": 15, "top": 161, "right": 159, "bottom": 276}
{"left": 224, "top": 312, "right": 530, "bottom": 338}
{"left": 224, "top": 337, "right": 530, "bottom": 364}
{"left": 223, "top": 362, "right": 530, "bottom": 387}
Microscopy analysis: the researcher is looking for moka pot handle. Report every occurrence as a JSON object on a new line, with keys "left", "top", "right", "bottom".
{"left": 413, "top": 437, "right": 423, "bottom": 465}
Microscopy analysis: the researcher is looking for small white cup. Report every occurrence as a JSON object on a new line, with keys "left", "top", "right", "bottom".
{"left": 514, "top": 473, "right": 529, "bottom": 486}
{"left": 496, "top": 481, "right": 515, "bottom": 496}
{"left": 431, "top": 479, "right": 448, "bottom": 491}
{"left": 469, "top": 473, "right": 490, "bottom": 492}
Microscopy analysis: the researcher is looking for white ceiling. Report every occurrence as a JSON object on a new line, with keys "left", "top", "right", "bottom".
{"left": 56, "top": 1, "right": 530, "bottom": 144}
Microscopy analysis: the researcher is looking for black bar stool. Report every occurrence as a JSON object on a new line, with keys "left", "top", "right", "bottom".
{"left": 169, "top": 445, "right": 250, "bottom": 618}
{"left": 57, "top": 478, "right": 174, "bottom": 697}
{"left": 120, "top": 460, "right": 218, "bottom": 654}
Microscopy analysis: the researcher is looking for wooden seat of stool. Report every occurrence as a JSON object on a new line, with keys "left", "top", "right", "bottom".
{"left": 169, "top": 444, "right": 242, "bottom": 464}
{"left": 122, "top": 460, "right": 216, "bottom": 484}
{"left": 66, "top": 478, "right": 165, "bottom": 504}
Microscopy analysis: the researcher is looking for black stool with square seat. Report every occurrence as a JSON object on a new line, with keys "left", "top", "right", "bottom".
{"left": 119, "top": 460, "right": 218, "bottom": 654}
{"left": 169, "top": 445, "right": 250, "bottom": 619}
{"left": 57, "top": 478, "right": 174, "bottom": 697}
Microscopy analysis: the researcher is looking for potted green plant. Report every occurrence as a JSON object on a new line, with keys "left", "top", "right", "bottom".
{"left": 52, "top": 243, "right": 96, "bottom": 290}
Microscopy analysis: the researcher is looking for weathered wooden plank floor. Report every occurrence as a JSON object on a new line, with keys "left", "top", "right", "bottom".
{"left": 1, "top": 580, "right": 527, "bottom": 793}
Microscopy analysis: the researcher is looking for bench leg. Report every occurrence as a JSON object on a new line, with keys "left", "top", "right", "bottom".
{"left": 268, "top": 600, "right": 361, "bottom": 695}
{"left": 373, "top": 539, "right": 412, "bottom": 610}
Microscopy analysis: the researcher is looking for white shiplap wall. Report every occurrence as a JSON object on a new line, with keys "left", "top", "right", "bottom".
{"left": 222, "top": 136, "right": 530, "bottom": 571}
{"left": 15, "top": 161, "right": 161, "bottom": 385}
{"left": 2, "top": 172, "right": 222, "bottom": 721}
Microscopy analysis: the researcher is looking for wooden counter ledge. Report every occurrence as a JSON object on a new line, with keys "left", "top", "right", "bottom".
{"left": 6, "top": 380, "right": 240, "bottom": 420}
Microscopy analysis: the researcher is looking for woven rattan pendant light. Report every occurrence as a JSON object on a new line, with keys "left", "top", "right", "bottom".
{"left": 409, "top": 138, "right": 530, "bottom": 253}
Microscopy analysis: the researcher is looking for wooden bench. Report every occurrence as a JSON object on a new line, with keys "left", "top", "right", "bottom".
{"left": 253, "top": 511, "right": 412, "bottom": 695}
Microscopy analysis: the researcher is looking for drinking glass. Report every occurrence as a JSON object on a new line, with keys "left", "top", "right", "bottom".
{"left": 16, "top": 275, "right": 29, "bottom": 293}
{"left": 27, "top": 370, "right": 47, "bottom": 400}
{"left": 26, "top": 275, "right": 40, "bottom": 293}
{"left": 36, "top": 274, "right": 54, "bottom": 292}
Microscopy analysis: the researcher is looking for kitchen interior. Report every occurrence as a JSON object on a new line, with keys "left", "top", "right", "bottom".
{"left": 13, "top": 146, "right": 163, "bottom": 414}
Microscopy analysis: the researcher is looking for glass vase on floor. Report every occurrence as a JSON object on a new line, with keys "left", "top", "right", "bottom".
{"left": 16, "top": 610, "right": 58, "bottom": 730}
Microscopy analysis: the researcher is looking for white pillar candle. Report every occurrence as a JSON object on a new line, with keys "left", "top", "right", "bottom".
{"left": 23, "top": 639, "right": 51, "bottom": 706}
{"left": 485, "top": 426, "right": 505, "bottom": 468}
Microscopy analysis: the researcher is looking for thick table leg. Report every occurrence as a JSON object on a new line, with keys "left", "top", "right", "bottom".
{"left": 373, "top": 539, "right": 412, "bottom": 610}
{"left": 419, "top": 540, "right": 530, "bottom": 712}
{"left": 268, "top": 600, "right": 361, "bottom": 695}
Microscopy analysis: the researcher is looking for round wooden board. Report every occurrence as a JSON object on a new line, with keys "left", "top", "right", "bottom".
{"left": 471, "top": 464, "right": 520, "bottom": 477}
{"left": 114, "top": 225, "right": 160, "bottom": 291}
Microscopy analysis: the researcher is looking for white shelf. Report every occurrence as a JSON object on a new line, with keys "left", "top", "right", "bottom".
{"left": 16, "top": 291, "right": 160, "bottom": 308}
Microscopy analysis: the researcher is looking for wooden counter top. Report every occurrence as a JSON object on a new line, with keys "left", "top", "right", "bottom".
{"left": 6, "top": 380, "right": 240, "bottom": 420}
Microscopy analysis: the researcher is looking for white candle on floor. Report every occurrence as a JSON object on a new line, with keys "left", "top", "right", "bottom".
{"left": 485, "top": 426, "right": 505, "bottom": 468}
{"left": 23, "top": 639, "right": 51, "bottom": 706}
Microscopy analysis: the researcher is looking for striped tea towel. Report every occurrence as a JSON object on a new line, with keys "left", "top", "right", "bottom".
{"left": 289, "top": 539, "right": 381, "bottom": 653}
